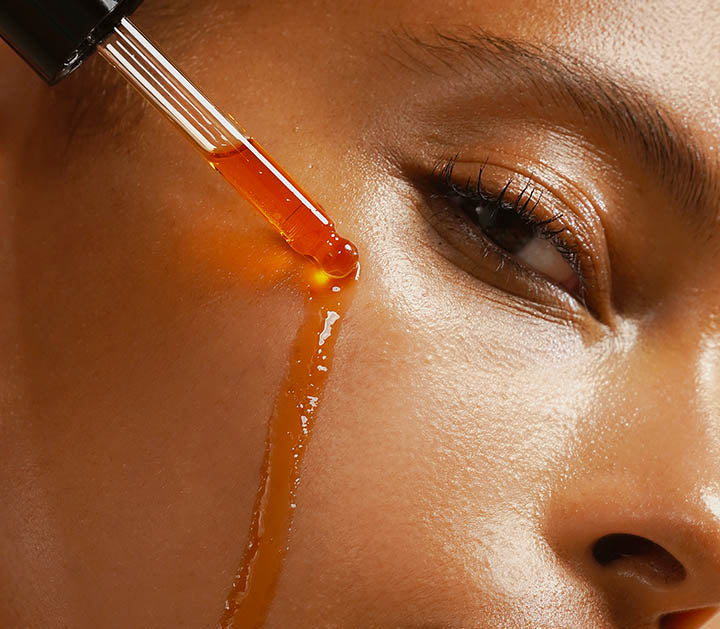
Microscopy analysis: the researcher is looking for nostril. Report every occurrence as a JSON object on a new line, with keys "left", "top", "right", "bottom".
{"left": 592, "top": 533, "right": 687, "bottom": 586}
{"left": 660, "top": 608, "right": 719, "bottom": 629}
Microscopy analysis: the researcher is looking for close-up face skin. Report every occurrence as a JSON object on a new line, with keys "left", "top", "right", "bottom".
{"left": 1, "top": 0, "right": 720, "bottom": 627}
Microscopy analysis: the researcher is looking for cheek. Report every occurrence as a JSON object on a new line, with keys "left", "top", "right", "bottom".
{"left": 265, "top": 172, "right": 600, "bottom": 623}
{"left": 8, "top": 102, "right": 316, "bottom": 624}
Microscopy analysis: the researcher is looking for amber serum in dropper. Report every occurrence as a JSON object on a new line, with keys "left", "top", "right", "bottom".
{"left": 97, "top": 18, "right": 359, "bottom": 278}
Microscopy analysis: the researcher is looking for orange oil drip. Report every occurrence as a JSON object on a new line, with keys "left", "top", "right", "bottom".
{"left": 206, "top": 139, "right": 359, "bottom": 279}
{"left": 219, "top": 269, "right": 357, "bottom": 628}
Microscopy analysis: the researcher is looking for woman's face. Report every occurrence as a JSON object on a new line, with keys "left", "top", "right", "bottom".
{"left": 2, "top": 0, "right": 720, "bottom": 626}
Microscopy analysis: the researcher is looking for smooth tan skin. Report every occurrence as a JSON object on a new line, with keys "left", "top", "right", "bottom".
{"left": 1, "top": 0, "right": 720, "bottom": 627}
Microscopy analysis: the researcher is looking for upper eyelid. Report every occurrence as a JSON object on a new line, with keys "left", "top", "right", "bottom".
{"left": 432, "top": 158, "right": 575, "bottom": 251}
{"left": 386, "top": 27, "right": 718, "bottom": 229}
{"left": 431, "top": 156, "right": 605, "bottom": 270}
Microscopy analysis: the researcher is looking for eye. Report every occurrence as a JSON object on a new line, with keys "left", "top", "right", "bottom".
{"left": 450, "top": 184, "right": 580, "bottom": 293}
{"left": 425, "top": 158, "right": 585, "bottom": 301}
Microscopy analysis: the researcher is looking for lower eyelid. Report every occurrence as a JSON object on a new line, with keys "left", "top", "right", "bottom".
{"left": 421, "top": 190, "right": 589, "bottom": 307}
{"left": 418, "top": 208, "right": 587, "bottom": 325}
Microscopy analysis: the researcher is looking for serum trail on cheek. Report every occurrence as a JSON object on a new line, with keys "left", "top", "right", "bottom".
{"left": 220, "top": 269, "right": 359, "bottom": 628}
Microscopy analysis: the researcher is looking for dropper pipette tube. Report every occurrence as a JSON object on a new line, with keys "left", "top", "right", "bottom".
{"left": 96, "top": 18, "right": 359, "bottom": 279}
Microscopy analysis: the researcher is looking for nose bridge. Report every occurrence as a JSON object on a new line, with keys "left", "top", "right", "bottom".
{"left": 593, "top": 317, "right": 720, "bottom": 533}
{"left": 697, "top": 319, "right": 720, "bottom": 438}
{"left": 603, "top": 316, "right": 719, "bottom": 468}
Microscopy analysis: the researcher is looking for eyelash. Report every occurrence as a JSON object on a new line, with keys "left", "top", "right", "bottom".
{"left": 428, "top": 156, "right": 586, "bottom": 299}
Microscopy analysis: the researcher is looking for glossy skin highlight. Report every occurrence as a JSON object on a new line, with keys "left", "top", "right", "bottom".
{"left": 1, "top": 1, "right": 719, "bottom": 628}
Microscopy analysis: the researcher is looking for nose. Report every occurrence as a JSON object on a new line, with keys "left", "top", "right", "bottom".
{"left": 538, "top": 318, "right": 720, "bottom": 626}
{"left": 546, "top": 479, "right": 720, "bottom": 627}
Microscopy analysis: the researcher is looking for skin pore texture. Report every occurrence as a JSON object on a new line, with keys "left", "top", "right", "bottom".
{"left": 1, "top": 0, "right": 720, "bottom": 626}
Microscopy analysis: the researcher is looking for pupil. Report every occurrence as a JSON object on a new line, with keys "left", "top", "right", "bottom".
{"left": 461, "top": 199, "right": 535, "bottom": 254}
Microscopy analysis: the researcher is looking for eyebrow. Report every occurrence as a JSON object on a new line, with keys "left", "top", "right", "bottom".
{"left": 387, "top": 28, "right": 719, "bottom": 231}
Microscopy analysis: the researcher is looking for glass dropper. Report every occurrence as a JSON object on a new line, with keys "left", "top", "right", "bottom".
{"left": 96, "top": 18, "right": 359, "bottom": 279}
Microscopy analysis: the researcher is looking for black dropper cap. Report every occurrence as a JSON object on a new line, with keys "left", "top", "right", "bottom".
{"left": 0, "top": 0, "right": 144, "bottom": 85}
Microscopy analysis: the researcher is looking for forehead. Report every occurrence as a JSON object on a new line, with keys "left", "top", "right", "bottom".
{"left": 345, "top": 0, "right": 720, "bottom": 145}
{"left": 142, "top": 0, "right": 719, "bottom": 137}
